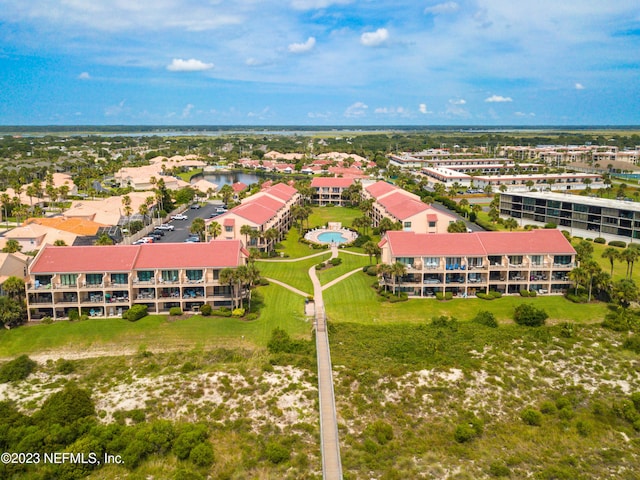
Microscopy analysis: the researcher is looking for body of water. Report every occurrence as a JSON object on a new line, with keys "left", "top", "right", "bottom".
{"left": 200, "top": 172, "right": 261, "bottom": 187}
{"left": 317, "top": 232, "right": 348, "bottom": 244}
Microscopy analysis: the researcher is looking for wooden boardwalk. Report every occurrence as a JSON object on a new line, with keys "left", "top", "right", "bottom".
{"left": 309, "top": 247, "right": 343, "bottom": 479}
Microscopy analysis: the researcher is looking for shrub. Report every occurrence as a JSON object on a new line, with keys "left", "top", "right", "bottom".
{"left": 609, "top": 240, "right": 626, "bottom": 248}
{"left": 365, "top": 420, "right": 394, "bottom": 445}
{"left": 529, "top": 289, "right": 537, "bottom": 297}
{"left": 519, "top": 290, "right": 530, "bottom": 297}
{"left": 68, "top": 308, "right": 80, "bottom": 321}
{"left": 211, "top": 308, "right": 232, "bottom": 317}
{"left": 540, "top": 400, "right": 557, "bottom": 415}
{"left": 521, "top": 407, "right": 543, "bottom": 426}
{"left": 189, "top": 442, "right": 215, "bottom": 467}
{"left": 174, "top": 424, "right": 208, "bottom": 460}
{"left": 445, "top": 291, "right": 453, "bottom": 300}
{"left": 265, "top": 441, "right": 290, "bottom": 464}
{"left": 576, "top": 419, "right": 593, "bottom": 437}
{"left": 454, "top": 423, "right": 476, "bottom": 443}
{"left": 199, "top": 304, "right": 212, "bottom": 316}
{"left": 329, "top": 257, "right": 342, "bottom": 266}
{"left": 231, "top": 308, "right": 245, "bottom": 317}
{"left": 489, "top": 290, "right": 502, "bottom": 299}
{"left": 169, "top": 307, "right": 183, "bottom": 316}
{"left": 489, "top": 462, "right": 511, "bottom": 477}
{"left": 623, "top": 335, "right": 640, "bottom": 354}
{"left": 594, "top": 237, "right": 606, "bottom": 244}
{"left": 0, "top": 355, "right": 37, "bottom": 383}
{"left": 41, "top": 316, "right": 53, "bottom": 324}
{"left": 473, "top": 311, "right": 498, "bottom": 328}
{"left": 56, "top": 359, "right": 75, "bottom": 375}
{"left": 37, "top": 384, "right": 95, "bottom": 425}
{"left": 245, "top": 313, "right": 258, "bottom": 321}
{"left": 435, "top": 292, "right": 444, "bottom": 300}
{"left": 559, "top": 322, "right": 575, "bottom": 338}
{"left": 514, "top": 303, "right": 548, "bottom": 327}
{"left": 315, "top": 263, "right": 324, "bottom": 270}
{"left": 123, "top": 304, "right": 147, "bottom": 322}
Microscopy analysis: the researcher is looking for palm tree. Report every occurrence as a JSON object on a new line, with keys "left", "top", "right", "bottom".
{"left": 391, "top": 262, "right": 407, "bottom": 295}
{"left": 620, "top": 247, "right": 639, "bottom": 279}
{"left": 583, "top": 260, "right": 602, "bottom": 302}
{"left": 208, "top": 221, "right": 221, "bottom": 240}
{"left": 363, "top": 241, "right": 381, "bottom": 264}
{"left": 94, "top": 233, "right": 114, "bottom": 246}
{"left": 376, "top": 263, "right": 392, "bottom": 292}
{"left": 53, "top": 239, "right": 67, "bottom": 246}
{"left": 1, "top": 193, "right": 10, "bottom": 226}
{"left": 241, "top": 263, "right": 260, "bottom": 311}
{"left": 264, "top": 228, "right": 279, "bottom": 252}
{"left": 240, "top": 224, "right": 253, "bottom": 247}
{"left": 2, "top": 239, "right": 21, "bottom": 253}
{"left": 569, "top": 266, "right": 587, "bottom": 292}
{"left": 219, "top": 268, "right": 239, "bottom": 309}
{"left": 190, "top": 217, "right": 206, "bottom": 241}
{"left": 504, "top": 218, "right": 518, "bottom": 231}
{"left": 601, "top": 247, "right": 620, "bottom": 277}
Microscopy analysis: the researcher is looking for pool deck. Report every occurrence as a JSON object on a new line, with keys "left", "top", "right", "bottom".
{"left": 304, "top": 227, "right": 358, "bottom": 245}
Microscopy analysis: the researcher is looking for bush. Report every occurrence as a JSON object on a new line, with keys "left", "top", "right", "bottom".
{"left": 519, "top": 290, "right": 530, "bottom": 297}
{"left": 199, "top": 304, "right": 212, "bottom": 316}
{"left": 329, "top": 257, "right": 342, "bottom": 266}
{"left": 315, "top": 263, "right": 324, "bottom": 270}
{"left": 169, "top": 307, "right": 183, "bottom": 316}
{"left": 211, "top": 308, "right": 232, "bottom": 317}
{"left": 540, "top": 400, "right": 557, "bottom": 415}
{"left": 123, "top": 304, "right": 147, "bottom": 322}
{"left": 514, "top": 303, "right": 548, "bottom": 327}
{"left": 576, "top": 419, "right": 593, "bottom": 437}
{"left": 529, "top": 290, "right": 537, "bottom": 297}
{"left": 264, "top": 441, "right": 290, "bottom": 464}
{"left": 0, "top": 355, "right": 37, "bottom": 383}
{"left": 435, "top": 292, "right": 444, "bottom": 300}
{"left": 56, "top": 359, "right": 76, "bottom": 375}
{"left": 489, "top": 462, "right": 511, "bottom": 477}
{"left": 454, "top": 414, "right": 483, "bottom": 443}
{"left": 41, "top": 316, "right": 53, "bottom": 324}
{"left": 609, "top": 240, "right": 626, "bottom": 248}
{"left": 231, "top": 308, "right": 245, "bottom": 317}
{"left": 594, "top": 237, "right": 606, "bottom": 244}
{"left": 521, "top": 407, "right": 543, "bottom": 426}
{"left": 489, "top": 290, "right": 502, "bottom": 299}
{"left": 473, "top": 311, "right": 498, "bottom": 328}
{"left": 189, "top": 442, "right": 215, "bottom": 467}
{"left": 445, "top": 291, "right": 453, "bottom": 300}
{"left": 623, "top": 335, "right": 640, "bottom": 354}
{"left": 68, "top": 308, "right": 80, "bottom": 321}
{"left": 37, "top": 384, "right": 95, "bottom": 425}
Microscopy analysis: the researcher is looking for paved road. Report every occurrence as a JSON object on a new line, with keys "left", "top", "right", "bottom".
{"left": 309, "top": 246, "right": 343, "bottom": 480}
{"left": 147, "top": 202, "right": 223, "bottom": 243}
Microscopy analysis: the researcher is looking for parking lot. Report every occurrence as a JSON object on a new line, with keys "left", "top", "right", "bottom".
{"left": 133, "top": 202, "right": 224, "bottom": 244}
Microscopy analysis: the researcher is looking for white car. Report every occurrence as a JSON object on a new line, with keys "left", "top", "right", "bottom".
{"left": 157, "top": 224, "right": 175, "bottom": 231}
{"left": 171, "top": 214, "right": 188, "bottom": 220}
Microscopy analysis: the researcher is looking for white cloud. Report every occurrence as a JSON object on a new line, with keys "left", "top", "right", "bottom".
{"left": 308, "top": 111, "right": 331, "bottom": 119}
{"left": 344, "top": 101, "right": 368, "bottom": 117}
{"left": 182, "top": 103, "right": 194, "bottom": 118}
{"left": 424, "top": 2, "right": 459, "bottom": 15}
{"left": 515, "top": 112, "right": 536, "bottom": 117}
{"left": 575, "top": 83, "right": 585, "bottom": 90}
{"left": 360, "top": 28, "right": 389, "bottom": 47}
{"left": 77, "top": 72, "right": 90, "bottom": 80}
{"left": 288, "top": 37, "right": 316, "bottom": 54}
{"left": 449, "top": 98, "right": 466, "bottom": 105}
{"left": 419, "top": 103, "right": 433, "bottom": 114}
{"left": 291, "top": 0, "right": 353, "bottom": 10}
{"left": 167, "top": 58, "right": 214, "bottom": 72}
{"left": 485, "top": 95, "right": 513, "bottom": 103}
{"left": 104, "top": 100, "right": 127, "bottom": 117}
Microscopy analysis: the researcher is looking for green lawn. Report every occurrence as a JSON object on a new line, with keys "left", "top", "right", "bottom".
{"left": 257, "top": 253, "right": 331, "bottom": 294}
{"left": 275, "top": 227, "right": 330, "bottom": 259}
{"left": 317, "top": 252, "right": 371, "bottom": 286}
{"left": 323, "top": 271, "right": 610, "bottom": 324}
{"left": 308, "top": 205, "right": 362, "bottom": 228}
{"left": 0, "top": 283, "right": 310, "bottom": 358}
{"left": 572, "top": 238, "right": 637, "bottom": 282}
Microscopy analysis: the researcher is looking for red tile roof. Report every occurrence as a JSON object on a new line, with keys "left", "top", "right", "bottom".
{"left": 231, "top": 202, "right": 278, "bottom": 225}
{"left": 381, "top": 229, "right": 575, "bottom": 257}
{"left": 30, "top": 240, "right": 245, "bottom": 273}
{"left": 377, "top": 192, "right": 429, "bottom": 220}
{"left": 223, "top": 217, "right": 235, "bottom": 227}
{"left": 232, "top": 182, "right": 248, "bottom": 193}
{"left": 246, "top": 194, "right": 285, "bottom": 212}
{"left": 265, "top": 183, "right": 297, "bottom": 201}
{"left": 310, "top": 177, "right": 355, "bottom": 188}
{"left": 365, "top": 181, "right": 398, "bottom": 198}
{"left": 427, "top": 214, "right": 438, "bottom": 222}
{"left": 30, "top": 244, "right": 140, "bottom": 273}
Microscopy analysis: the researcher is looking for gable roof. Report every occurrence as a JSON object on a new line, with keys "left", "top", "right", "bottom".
{"left": 381, "top": 229, "right": 575, "bottom": 257}
{"left": 365, "top": 181, "right": 399, "bottom": 199}
{"left": 377, "top": 192, "right": 430, "bottom": 220}
{"left": 310, "top": 177, "right": 355, "bottom": 188}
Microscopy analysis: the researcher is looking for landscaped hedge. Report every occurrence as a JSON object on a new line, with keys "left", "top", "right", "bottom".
{"left": 477, "top": 291, "right": 502, "bottom": 300}
{"left": 609, "top": 240, "right": 626, "bottom": 248}
{"left": 169, "top": 307, "right": 183, "bottom": 316}
{"left": 123, "top": 304, "right": 148, "bottom": 322}
{"left": 594, "top": 237, "right": 606, "bottom": 244}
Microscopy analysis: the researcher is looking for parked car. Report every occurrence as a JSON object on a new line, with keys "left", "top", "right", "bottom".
{"left": 152, "top": 229, "right": 165, "bottom": 236}
{"left": 157, "top": 224, "right": 175, "bottom": 231}
{"left": 171, "top": 213, "right": 188, "bottom": 220}
{"left": 215, "top": 207, "right": 227, "bottom": 214}
{"left": 149, "top": 233, "right": 162, "bottom": 241}
{"left": 190, "top": 203, "right": 201, "bottom": 209}
{"left": 141, "top": 237, "right": 154, "bottom": 243}
{"left": 209, "top": 212, "right": 220, "bottom": 218}
{"left": 185, "top": 236, "right": 201, "bottom": 243}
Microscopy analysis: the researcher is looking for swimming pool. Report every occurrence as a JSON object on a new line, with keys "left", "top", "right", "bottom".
{"left": 317, "top": 231, "right": 348, "bottom": 243}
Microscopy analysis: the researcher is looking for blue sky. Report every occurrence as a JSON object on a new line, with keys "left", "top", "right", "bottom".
{"left": 0, "top": 0, "right": 639, "bottom": 126}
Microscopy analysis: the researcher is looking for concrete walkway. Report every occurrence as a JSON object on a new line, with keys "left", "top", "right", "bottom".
{"left": 263, "top": 277, "right": 310, "bottom": 297}
{"left": 309, "top": 246, "right": 343, "bottom": 480}
{"left": 321, "top": 267, "right": 365, "bottom": 291}
{"left": 258, "top": 250, "right": 331, "bottom": 263}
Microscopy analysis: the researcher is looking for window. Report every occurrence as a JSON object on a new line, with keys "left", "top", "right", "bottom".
{"left": 397, "top": 257, "right": 415, "bottom": 266}
{"left": 111, "top": 273, "right": 128, "bottom": 285}
{"left": 86, "top": 274, "right": 103, "bottom": 286}
{"left": 508, "top": 255, "right": 523, "bottom": 265}
{"left": 186, "top": 269, "right": 203, "bottom": 281}
{"left": 59, "top": 274, "right": 77, "bottom": 286}
{"left": 403, "top": 221, "right": 412, "bottom": 230}
{"left": 161, "top": 270, "right": 179, "bottom": 282}
{"left": 225, "top": 226, "right": 233, "bottom": 232}
{"left": 423, "top": 257, "right": 439, "bottom": 268}
{"left": 554, "top": 255, "right": 572, "bottom": 265}
{"left": 530, "top": 255, "right": 543, "bottom": 266}
{"left": 137, "top": 271, "right": 153, "bottom": 282}
{"left": 428, "top": 221, "right": 436, "bottom": 227}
